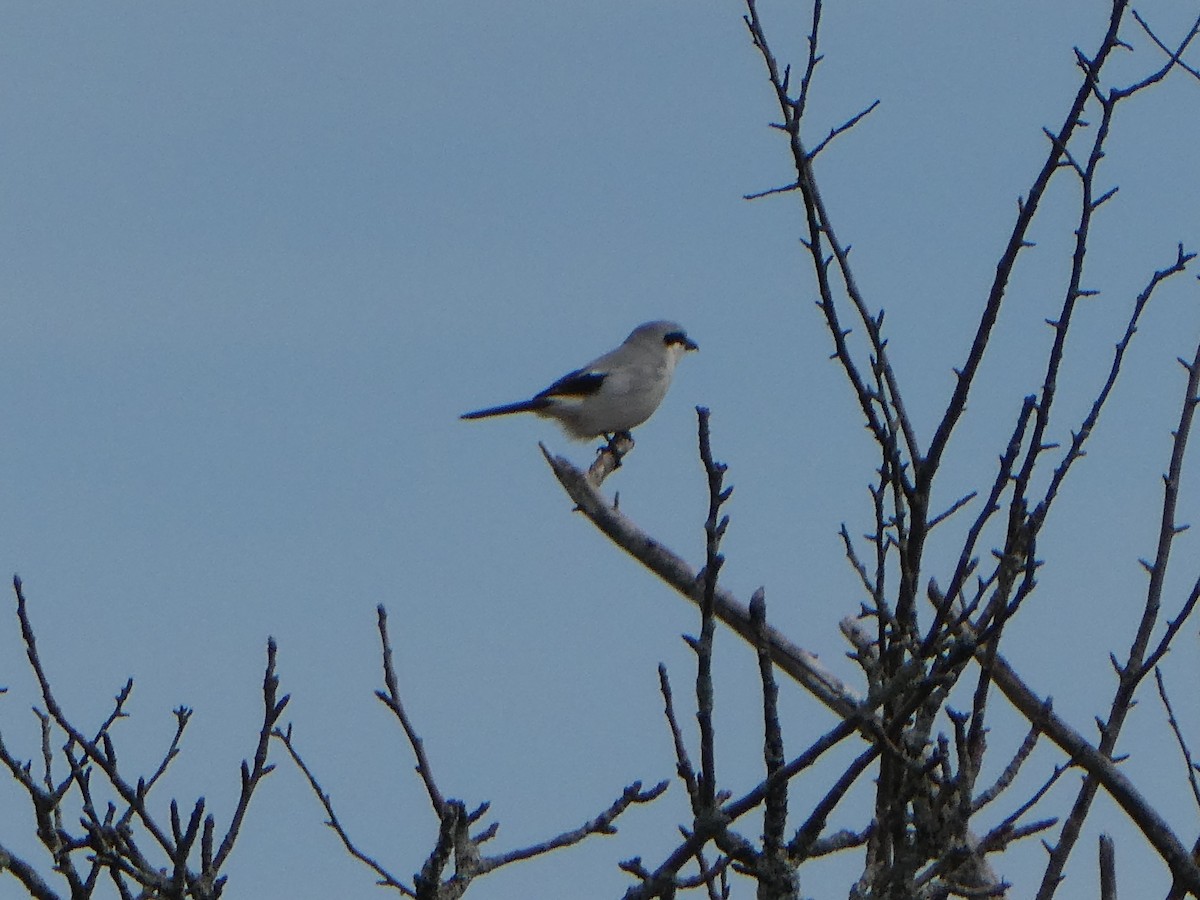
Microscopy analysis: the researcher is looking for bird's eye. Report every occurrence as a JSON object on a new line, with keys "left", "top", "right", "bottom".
{"left": 664, "top": 331, "right": 687, "bottom": 345}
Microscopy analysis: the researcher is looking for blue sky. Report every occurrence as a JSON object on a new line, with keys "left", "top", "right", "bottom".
{"left": 2, "top": 2, "right": 1199, "bottom": 897}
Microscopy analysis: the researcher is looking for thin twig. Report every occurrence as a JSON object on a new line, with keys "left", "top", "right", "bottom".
{"left": 1124, "top": 10, "right": 1200, "bottom": 91}
{"left": 1030, "top": 244, "right": 1195, "bottom": 534}
{"left": 213, "top": 638, "right": 286, "bottom": 871}
{"left": 1154, "top": 668, "right": 1200, "bottom": 814}
{"left": 659, "top": 664, "right": 700, "bottom": 807}
{"left": 808, "top": 100, "right": 881, "bottom": 159}
{"left": 621, "top": 716, "right": 859, "bottom": 900}
{"left": 973, "top": 723, "right": 1042, "bottom": 812}
{"left": 487, "top": 780, "right": 669, "bottom": 869}
{"left": 273, "top": 725, "right": 415, "bottom": 895}
{"left": 375, "top": 605, "right": 446, "bottom": 816}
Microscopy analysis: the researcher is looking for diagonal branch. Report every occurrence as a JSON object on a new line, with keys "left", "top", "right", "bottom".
{"left": 1126, "top": 10, "right": 1200, "bottom": 89}
{"left": 273, "top": 724, "right": 416, "bottom": 895}
{"left": 1154, "top": 668, "right": 1200, "bottom": 815}
{"left": 541, "top": 445, "right": 859, "bottom": 718}
{"left": 1030, "top": 244, "right": 1195, "bottom": 534}
{"left": 922, "top": 0, "right": 1134, "bottom": 488}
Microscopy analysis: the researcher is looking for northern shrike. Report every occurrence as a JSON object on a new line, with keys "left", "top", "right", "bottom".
{"left": 461, "top": 320, "right": 698, "bottom": 440}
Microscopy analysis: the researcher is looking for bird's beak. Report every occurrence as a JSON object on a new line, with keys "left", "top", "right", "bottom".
{"left": 684, "top": 336, "right": 699, "bottom": 352}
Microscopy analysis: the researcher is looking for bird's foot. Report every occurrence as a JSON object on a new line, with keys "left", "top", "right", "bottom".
{"left": 587, "top": 432, "right": 635, "bottom": 487}
{"left": 597, "top": 431, "right": 633, "bottom": 453}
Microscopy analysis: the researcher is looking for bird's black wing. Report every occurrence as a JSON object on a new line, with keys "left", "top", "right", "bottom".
{"left": 534, "top": 368, "right": 607, "bottom": 400}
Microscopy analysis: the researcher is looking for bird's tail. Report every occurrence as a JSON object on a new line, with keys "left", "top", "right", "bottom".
{"left": 460, "top": 398, "right": 549, "bottom": 420}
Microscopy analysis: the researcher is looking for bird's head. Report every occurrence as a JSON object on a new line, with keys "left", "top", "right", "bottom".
{"left": 628, "top": 320, "right": 699, "bottom": 360}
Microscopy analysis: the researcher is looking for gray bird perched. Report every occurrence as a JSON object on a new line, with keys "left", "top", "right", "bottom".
{"left": 461, "top": 320, "right": 698, "bottom": 440}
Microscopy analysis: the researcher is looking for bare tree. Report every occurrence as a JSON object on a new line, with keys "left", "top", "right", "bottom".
{"left": 280, "top": 2, "right": 1200, "bottom": 899}
{"left": 270, "top": 606, "right": 669, "bottom": 900}
{"left": 0, "top": 577, "right": 286, "bottom": 900}
{"left": 6, "top": 3, "right": 1200, "bottom": 899}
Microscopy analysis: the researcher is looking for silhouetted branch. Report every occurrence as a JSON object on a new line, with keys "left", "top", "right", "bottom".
{"left": 1030, "top": 244, "right": 1195, "bottom": 535}
{"left": 1038, "top": 333, "right": 1200, "bottom": 897}
{"left": 972, "top": 723, "right": 1042, "bottom": 813}
{"left": 0, "top": 844, "right": 60, "bottom": 900}
{"left": 788, "top": 745, "right": 879, "bottom": 862}
{"left": 694, "top": 407, "right": 729, "bottom": 813}
{"left": 375, "top": 605, "right": 446, "bottom": 817}
{"left": 4, "top": 576, "right": 283, "bottom": 899}
{"left": 751, "top": 590, "right": 787, "bottom": 859}
{"left": 743, "top": 0, "right": 921, "bottom": 491}
{"left": 1124, "top": 10, "right": 1200, "bottom": 91}
{"left": 659, "top": 665, "right": 700, "bottom": 808}
{"left": 542, "top": 445, "right": 860, "bottom": 718}
{"left": 622, "top": 716, "right": 859, "bottom": 900}
{"left": 1098, "top": 833, "right": 1116, "bottom": 900}
{"left": 807, "top": 100, "right": 881, "bottom": 160}
{"left": 279, "top": 605, "right": 667, "bottom": 898}
{"left": 1154, "top": 668, "right": 1200, "bottom": 815}
{"left": 504, "top": 782, "right": 674, "bottom": 869}
{"left": 987, "top": 650, "right": 1200, "bottom": 898}
{"left": 273, "top": 725, "right": 416, "bottom": 896}
{"left": 922, "top": 1, "right": 1133, "bottom": 487}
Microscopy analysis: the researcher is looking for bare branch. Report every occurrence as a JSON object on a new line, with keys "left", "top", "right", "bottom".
{"left": 1134, "top": 335, "right": 1200, "bottom": 675}
{"left": 923, "top": 0, "right": 1134, "bottom": 486}
{"left": 541, "top": 446, "right": 860, "bottom": 717}
{"left": 621, "top": 716, "right": 858, "bottom": 900}
{"left": 695, "top": 407, "right": 730, "bottom": 811}
{"left": 212, "top": 638, "right": 286, "bottom": 872}
{"left": 273, "top": 725, "right": 415, "bottom": 895}
{"left": 985, "top": 651, "right": 1200, "bottom": 898}
{"left": 743, "top": 181, "right": 800, "bottom": 202}
{"left": 659, "top": 664, "right": 700, "bottom": 808}
{"left": 486, "top": 781, "right": 669, "bottom": 869}
{"left": 788, "top": 745, "right": 879, "bottom": 862}
{"left": 7, "top": 577, "right": 281, "bottom": 898}
{"left": 1123, "top": 10, "right": 1200, "bottom": 92}
{"left": 744, "top": 0, "right": 921, "bottom": 486}
{"left": 750, "top": 589, "right": 787, "bottom": 857}
{"left": 1039, "top": 331, "right": 1200, "bottom": 892}
{"left": 374, "top": 605, "right": 446, "bottom": 817}
{"left": 1098, "top": 833, "right": 1116, "bottom": 900}
{"left": 586, "top": 432, "right": 636, "bottom": 488}
{"left": 807, "top": 99, "right": 881, "bottom": 160}
{"left": 972, "top": 723, "right": 1042, "bottom": 812}
{"left": 1154, "top": 668, "right": 1200, "bottom": 815}
{"left": 927, "top": 491, "right": 978, "bottom": 531}
{"left": 0, "top": 840, "right": 60, "bottom": 900}
{"left": 1030, "top": 244, "right": 1195, "bottom": 534}
{"left": 839, "top": 522, "right": 877, "bottom": 604}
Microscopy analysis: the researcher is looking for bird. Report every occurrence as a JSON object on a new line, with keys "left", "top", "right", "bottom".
{"left": 461, "top": 320, "right": 698, "bottom": 440}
